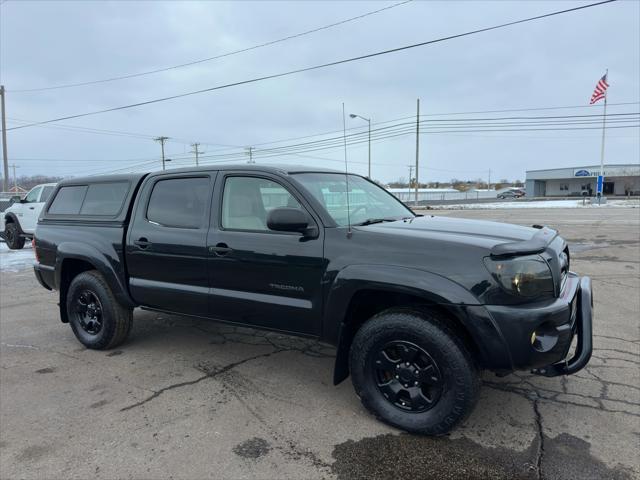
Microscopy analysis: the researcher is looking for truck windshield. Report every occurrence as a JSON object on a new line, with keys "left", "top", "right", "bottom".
{"left": 293, "top": 173, "right": 414, "bottom": 227}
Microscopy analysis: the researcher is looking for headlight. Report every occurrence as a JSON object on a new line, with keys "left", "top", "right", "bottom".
{"left": 484, "top": 255, "right": 554, "bottom": 297}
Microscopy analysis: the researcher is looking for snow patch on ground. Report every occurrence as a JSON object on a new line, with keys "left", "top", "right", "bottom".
{"left": 0, "top": 242, "right": 35, "bottom": 272}
{"left": 426, "top": 199, "right": 640, "bottom": 210}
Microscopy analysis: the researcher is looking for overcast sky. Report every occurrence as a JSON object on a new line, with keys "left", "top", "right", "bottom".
{"left": 1, "top": 0, "right": 638, "bottom": 184}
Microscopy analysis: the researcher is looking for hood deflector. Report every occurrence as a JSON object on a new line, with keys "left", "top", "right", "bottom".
{"left": 490, "top": 226, "right": 558, "bottom": 257}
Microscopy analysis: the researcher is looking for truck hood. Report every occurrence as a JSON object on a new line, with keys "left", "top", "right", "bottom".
{"left": 359, "top": 215, "right": 556, "bottom": 256}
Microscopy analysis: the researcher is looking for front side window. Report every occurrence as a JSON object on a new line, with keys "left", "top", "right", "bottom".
{"left": 147, "top": 177, "right": 210, "bottom": 228}
{"left": 293, "top": 173, "right": 414, "bottom": 226}
{"left": 222, "top": 176, "right": 302, "bottom": 231}
{"left": 24, "top": 186, "right": 42, "bottom": 203}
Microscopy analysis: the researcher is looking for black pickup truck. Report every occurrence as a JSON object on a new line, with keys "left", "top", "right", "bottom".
{"left": 33, "top": 165, "right": 593, "bottom": 435}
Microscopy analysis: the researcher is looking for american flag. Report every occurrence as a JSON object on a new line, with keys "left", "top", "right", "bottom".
{"left": 590, "top": 73, "right": 609, "bottom": 104}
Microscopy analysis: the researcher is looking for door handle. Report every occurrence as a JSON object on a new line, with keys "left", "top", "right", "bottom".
{"left": 29, "top": 207, "right": 35, "bottom": 210}
{"left": 209, "top": 243, "right": 233, "bottom": 256}
{"left": 134, "top": 237, "right": 151, "bottom": 249}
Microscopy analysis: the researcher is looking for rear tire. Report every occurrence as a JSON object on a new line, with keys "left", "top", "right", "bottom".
{"left": 66, "top": 270, "right": 133, "bottom": 349}
{"left": 349, "top": 308, "right": 480, "bottom": 435}
{"left": 4, "top": 222, "right": 25, "bottom": 250}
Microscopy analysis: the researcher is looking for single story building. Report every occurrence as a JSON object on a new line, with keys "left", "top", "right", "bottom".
{"left": 525, "top": 164, "right": 640, "bottom": 197}
{"left": 387, "top": 187, "right": 459, "bottom": 202}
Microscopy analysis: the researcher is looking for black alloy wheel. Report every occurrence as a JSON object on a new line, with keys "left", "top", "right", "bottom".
{"left": 349, "top": 308, "right": 480, "bottom": 435}
{"left": 66, "top": 270, "right": 133, "bottom": 349}
{"left": 4, "top": 223, "right": 25, "bottom": 249}
{"left": 72, "top": 289, "right": 104, "bottom": 335}
{"left": 373, "top": 340, "right": 443, "bottom": 412}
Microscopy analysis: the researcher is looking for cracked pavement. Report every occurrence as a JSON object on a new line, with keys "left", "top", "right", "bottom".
{"left": 1, "top": 207, "right": 639, "bottom": 479}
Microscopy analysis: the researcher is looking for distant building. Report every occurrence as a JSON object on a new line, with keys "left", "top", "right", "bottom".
{"left": 525, "top": 164, "right": 640, "bottom": 197}
{"left": 387, "top": 187, "right": 459, "bottom": 202}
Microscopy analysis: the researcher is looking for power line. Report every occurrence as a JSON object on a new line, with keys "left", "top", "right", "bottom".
{"left": 87, "top": 121, "right": 638, "bottom": 176}
{"left": 10, "top": 1, "right": 413, "bottom": 93}
{"left": 7, "top": 0, "right": 617, "bottom": 131}
{"left": 135, "top": 123, "right": 639, "bottom": 169}
{"left": 9, "top": 111, "right": 638, "bottom": 176}
{"left": 15, "top": 113, "right": 637, "bottom": 164}
{"left": 192, "top": 113, "right": 639, "bottom": 158}
{"left": 6, "top": 101, "right": 637, "bottom": 153}
{"left": 418, "top": 101, "right": 639, "bottom": 117}
{"left": 195, "top": 102, "right": 640, "bottom": 153}
{"left": 6, "top": 116, "right": 239, "bottom": 148}
{"left": 12, "top": 110, "right": 636, "bottom": 162}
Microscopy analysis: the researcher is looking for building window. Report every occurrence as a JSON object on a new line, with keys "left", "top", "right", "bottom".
{"left": 559, "top": 184, "right": 569, "bottom": 191}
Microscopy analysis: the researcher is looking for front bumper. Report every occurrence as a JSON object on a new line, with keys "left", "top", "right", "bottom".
{"left": 485, "top": 273, "right": 593, "bottom": 376}
{"left": 531, "top": 276, "right": 592, "bottom": 376}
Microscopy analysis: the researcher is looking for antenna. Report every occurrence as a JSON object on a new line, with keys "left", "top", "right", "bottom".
{"left": 342, "top": 103, "right": 352, "bottom": 238}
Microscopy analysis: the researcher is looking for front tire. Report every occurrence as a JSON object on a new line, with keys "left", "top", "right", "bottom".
{"left": 349, "top": 308, "right": 480, "bottom": 435}
{"left": 66, "top": 270, "right": 133, "bottom": 349}
{"left": 4, "top": 222, "right": 25, "bottom": 249}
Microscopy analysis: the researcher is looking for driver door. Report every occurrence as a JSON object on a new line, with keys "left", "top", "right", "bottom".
{"left": 207, "top": 172, "right": 326, "bottom": 336}
{"left": 19, "top": 186, "right": 43, "bottom": 233}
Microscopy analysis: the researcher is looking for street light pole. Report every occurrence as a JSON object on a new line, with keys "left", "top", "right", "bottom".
{"left": 349, "top": 113, "right": 371, "bottom": 178}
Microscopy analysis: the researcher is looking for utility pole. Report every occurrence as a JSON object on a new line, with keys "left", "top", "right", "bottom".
{"left": 1, "top": 85, "right": 9, "bottom": 192}
{"left": 154, "top": 136, "right": 169, "bottom": 170}
{"left": 407, "top": 165, "right": 414, "bottom": 190}
{"left": 246, "top": 146, "right": 254, "bottom": 164}
{"left": 190, "top": 142, "right": 203, "bottom": 166}
{"left": 414, "top": 98, "right": 420, "bottom": 207}
{"left": 10, "top": 163, "right": 18, "bottom": 192}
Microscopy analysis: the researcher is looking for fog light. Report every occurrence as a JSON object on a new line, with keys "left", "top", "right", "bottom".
{"left": 531, "top": 323, "right": 559, "bottom": 352}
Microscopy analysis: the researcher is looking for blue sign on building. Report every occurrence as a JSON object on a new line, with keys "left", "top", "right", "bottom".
{"left": 575, "top": 169, "right": 590, "bottom": 177}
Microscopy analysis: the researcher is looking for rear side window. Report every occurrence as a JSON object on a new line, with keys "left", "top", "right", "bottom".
{"left": 48, "top": 186, "right": 88, "bottom": 214}
{"left": 48, "top": 182, "right": 129, "bottom": 216}
{"left": 80, "top": 182, "right": 129, "bottom": 216}
{"left": 146, "top": 177, "right": 210, "bottom": 228}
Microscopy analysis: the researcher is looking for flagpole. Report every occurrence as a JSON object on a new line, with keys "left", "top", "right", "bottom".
{"left": 598, "top": 69, "right": 608, "bottom": 205}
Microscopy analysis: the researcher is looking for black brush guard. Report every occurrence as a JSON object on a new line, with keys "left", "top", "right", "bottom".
{"left": 531, "top": 277, "right": 593, "bottom": 377}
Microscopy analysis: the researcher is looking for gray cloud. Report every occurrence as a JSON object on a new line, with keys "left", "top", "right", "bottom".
{"left": 1, "top": 0, "right": 638, "bottom": 182}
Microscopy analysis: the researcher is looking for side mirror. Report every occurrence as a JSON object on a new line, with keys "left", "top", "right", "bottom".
{"left": 9, "top": 195, "right": 21, "bottom": 205}
{"left": 267, "top": 207, "right": 314, "bottom": 235}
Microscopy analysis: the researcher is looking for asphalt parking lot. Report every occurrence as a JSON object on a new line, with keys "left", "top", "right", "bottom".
{"left": 1, "top": 207, "right": 639, "bottom": 479}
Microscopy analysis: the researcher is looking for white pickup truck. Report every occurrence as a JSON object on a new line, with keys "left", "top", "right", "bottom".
{"left": 1, "top": 183, "right": 57, "bottom": 249}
